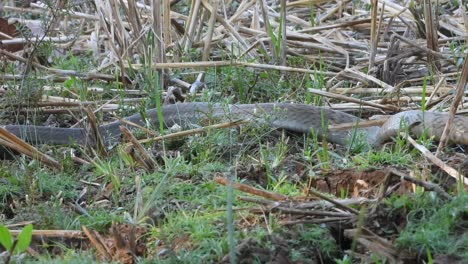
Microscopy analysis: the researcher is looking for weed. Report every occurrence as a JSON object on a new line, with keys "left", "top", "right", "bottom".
{"left": 421, "top": 75, "right": 427, "bottom": 112}
{"left": 270, "top": 173, "right": 301, "bottom": 195}
{"left": 0, "top": 224, "right": 33, "bottom": 263}
{"left": 259, "top": 135, "right": 289, "bottom": 187}
{"left": 92, "top": 158, "right": 121, "bottom": 195}
{"left": 307, "top": 127, "right": 330, "bottom": 170}
{"left": 184, "top": 130, "right": 234, "bottom": 165}
{"left": 449, "top": 40, "right": 465, "bottom": 66}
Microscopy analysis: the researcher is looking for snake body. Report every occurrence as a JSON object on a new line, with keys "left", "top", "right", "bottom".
{"left": 2, "top": 103, "right": 468, "bottom": 148}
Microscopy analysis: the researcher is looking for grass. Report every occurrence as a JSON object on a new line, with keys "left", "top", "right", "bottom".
{"left": 351, "top": 146, "right": 414, "bottom": 169}
{"left": 0, "top": 45, "right": 465, "bottom": 263}
{"left": 394, "top": 192, "right": 468, "bottom": 260}
{"left": 24, "top": 251, "right": 98, "bottom": 264}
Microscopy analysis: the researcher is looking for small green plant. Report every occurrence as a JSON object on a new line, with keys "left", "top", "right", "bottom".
{"left": 339, "top": 187, "right": 349, "bottom": 199}
{"left": 426, "top": 247, "right": 433, "bottom": 264}
{"left": 266, "top": 14, "right": 283, "bottom": 61}
{"left": 306, "top": 111, "right": 330, "bottom": 170}
{"left": 351, "top": 144, "right": 412, "bottom": 169}
{"left": 92, "top": 158, "right": 121, "bottom": 196}
{"left": 449, "top": 40, "right": 465, "bottom": 66}
{"left": 258, "top": 135, "right": 289, "bottom": 188}
{"left": 0, "top": 224, "right": 33, "bottom": 264}
{"left": 421, "top": 75, "right": 427, "bottom": 112}
{"left": 307, "top": 55, "right": 326, "bottom": 106}
{"left": 303, "top": 129, "right": 329, "bottom": 170}
{"left": 450, "top": 0, "right": 459, "bottom": 8}
{"left": 309, "top": 1, "right": 316, "bottom": 27}
{"left": 259, "top": 142, "right": 274, "bottom": 186}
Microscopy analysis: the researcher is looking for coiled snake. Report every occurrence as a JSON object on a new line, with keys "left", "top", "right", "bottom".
{"left": 2, "top": 103, "right": 468, "bottom": 149}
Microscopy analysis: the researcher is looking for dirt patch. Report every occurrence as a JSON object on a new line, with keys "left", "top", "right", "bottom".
{"left": 311, "top": 169, "right": 413, "bottom": 198}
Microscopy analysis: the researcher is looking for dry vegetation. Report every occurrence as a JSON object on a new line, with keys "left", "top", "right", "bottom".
{"left": 0, "top": 0, "right": 467, "bottom": 263}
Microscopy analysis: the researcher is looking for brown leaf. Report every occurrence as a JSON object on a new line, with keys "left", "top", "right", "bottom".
{"left": 0, "top": 17, "right": 23, "bottom": 52}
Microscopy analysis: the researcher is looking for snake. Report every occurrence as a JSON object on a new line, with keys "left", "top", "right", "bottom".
{"left": 2, "top": 103, "right": 468, "bottom": 150}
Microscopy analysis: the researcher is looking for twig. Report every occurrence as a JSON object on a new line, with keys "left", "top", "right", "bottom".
{"left": 214, "top": 177, "right": 287, "bottom": 201}
{"left": 436, "top": 52, "right": 468, "bottom": 154}
{"left": 308, "top": 88, "right": 398, "bottom": 111}
{"left": 0, "top": 49, "right": 118, "bottom": 82}
{"left": 307, "top": 189, "right": 360, "bottom": 215}
{"left": 9, "top": 229, "right": 85, "bottom": 239}
{"left": 238, "top": 196, "right": 352, "bottom": 217}
{"left": 0, "top": 128, "right": 60, "bottom": 169}
{"left": 369, "top": 0, "right": 379, "bottom": 70}
{"left": 131, "top": 119, "right": 249, "bottom": 146}
{"left": 388, "top": 169, "right": 452, "bottom": 200}
{"left": 120, "top": 126, "right": 157, "bottom": 172}
{"left": 280, "top": 217, "right": 354, "bottom": 225}
{"left": 343, "top": 68, "right": 395, "bottom": 92}
{"left": 82, "top": 226, "right": 113, "bottom": 261}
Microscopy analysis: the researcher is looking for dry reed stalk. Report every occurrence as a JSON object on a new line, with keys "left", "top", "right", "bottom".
{"left": 215, "top": 177, "right": 287, "bottom": 201}
{"left": 388, "top": 169, "right": 451, "bottom": 200}
{"left": 0, "top": 128, "right": 61, "bottom": 169}
{"left": 332, "top": 86, "right": 451, "bottom": 95}
{"left": 423, "top": 0, "right": 440, "bottom": 71}
{"left": 183, "top": 0, "right": 201, "bottom": 52}
{"left": 128, "top": 60, "right": 337, "bottom": 75}
{"left": 3, "top": 5, "right": 99, "bottom": 20}
{"left": 425, "top": 76, "right": 446, "bottom": 108}
{"left": 200, "top": 0, "right": 219, "bottom": 82}
{"left": 369, "top": 0, "right": 379, "bottom": 70}
{"left": 71, "top": 95, "right": 120, "bottom": 128}
{"left": 436, "top": 52, "right": 468, "bottom": 154}
{"left": 84, "top": 106, "right": 107, "bottom": 156}
{"left": 280, "top": 0, "right": 287, "bottom": 66}
{"left": 120, "top": 126, "right": 157, "bottom": 172}
{"left": 132, "top": 119, "right": 249, "bottom": 146}
{"left": 308, "top": 88, "right": 398, "bottom": 111}
{"left": 0, "top": 49, "right": 118, "bottom": 81}
{"left": 9, "top": 229, "right": 85, "bottom": 239}
{"left": 404, "top": 133, "right": 468, "bottom": 186}
{"left": 153, "top": 0, "right": 165, "bottom": 87}
{"left": 163, "top": 0, "right": 171, "bottom": 48}
{"left": 343, "top": 68, "right": 395, "bottom": 91}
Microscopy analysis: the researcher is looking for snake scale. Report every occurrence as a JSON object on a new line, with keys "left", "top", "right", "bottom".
{"left": 2, "top": 103, "right": 468, "bottom": 149}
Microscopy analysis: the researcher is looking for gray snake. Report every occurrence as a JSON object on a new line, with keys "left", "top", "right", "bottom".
{"left": 2, "top": 103, "right": 468, "bottom": 149}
